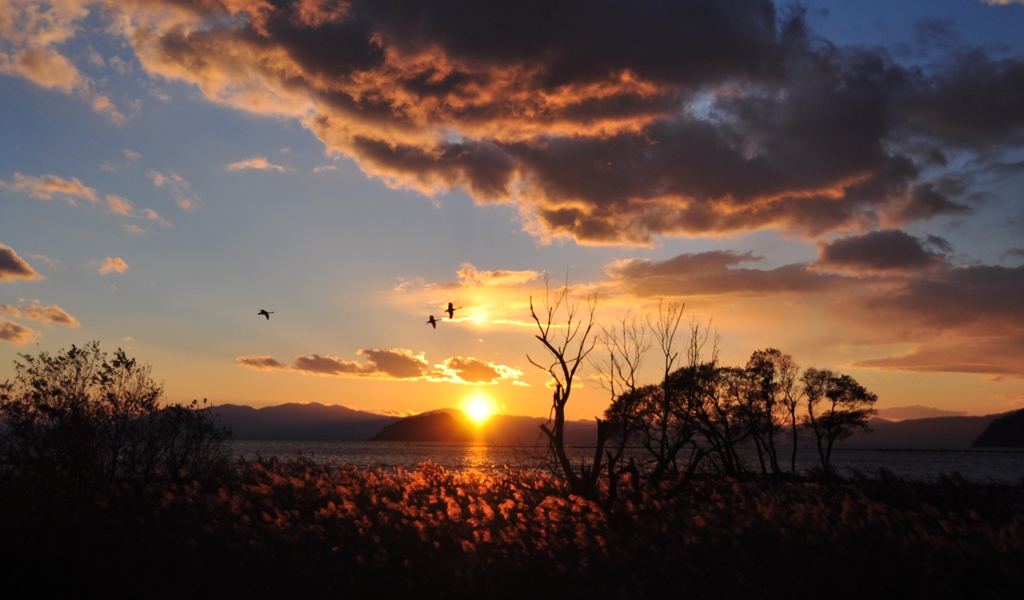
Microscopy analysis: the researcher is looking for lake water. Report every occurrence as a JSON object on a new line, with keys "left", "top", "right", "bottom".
{"left": 230, "top": 440, "right": 1024, "bottom": 483}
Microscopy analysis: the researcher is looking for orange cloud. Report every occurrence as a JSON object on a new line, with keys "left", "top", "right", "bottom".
{"left": 106, "top": 194, "right": 134, "bottom": 215}
{"left": 432, "top": 356, "right": 524, "bottom": 384}
{"left": 148, "top": 170, "right": 198, "bottom": 211}
{"left": 0, "top": 317, "right": 37, "bottom": 345}
{"left": 20, "top": 302, "right": 80, "bottom": 327}
{"left": 5, "top": 1, "right": 1021, "bottom": 245}
{"left": 2, "top": 173, "right": 99, "bottom": 204}
{"left": 98, "top": 257, "right": 128, "bottom": 275}
{"left": 235, "top": 355, "right": 289, "bottom": 371}
{"left": 237, "top": 347, "right": 523, "bottom": 384}
{"left": 226, "top": 156, "right": 289, "bottom": 172}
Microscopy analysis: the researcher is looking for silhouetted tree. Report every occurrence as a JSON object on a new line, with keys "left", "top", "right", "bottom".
{"left": 528, "top": 277, "right": 600, "bottom": 498}
{"left": 802, "top": 368, "right": 877, "bottom": 471}
{"left": 0, "top": 342, "right": 230, "bottom": 488}
{"left": 742, "top": 348, "right": 794, "bottom": 475}
{"left": 593, "top": 311, "right": 649, "bottom": 499}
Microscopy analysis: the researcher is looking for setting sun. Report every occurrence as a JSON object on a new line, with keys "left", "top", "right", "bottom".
{"left": 464, "top": 393, "right": 497, "bottom": 425}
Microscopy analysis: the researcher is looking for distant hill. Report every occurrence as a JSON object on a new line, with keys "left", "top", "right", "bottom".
{"left": 209, "top": 402, "right": 1010, "bottom": 449}
{"left": 972, "top": 409, "right": 1024, "bottom": 448}
{"left": 836, "top": 414, "right": 1000, "bottom": 450}
{"left": 875, "top": 405, "right": 967, "bottom": 421}
{"left": 370, "top": 409, "right": 598, "bottom": 445}
{"left": 211, "top": 402, "right": 399, "bottom": 440}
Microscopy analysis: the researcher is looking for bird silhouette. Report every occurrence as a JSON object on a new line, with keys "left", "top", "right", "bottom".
{"left": 427, "top": 315, "right": 440, "bottom": 329}
{"left": 445, "top": 302, "right": 462, "bottom": 319}
{"left": 257, "top": 310, "right": 274, "bottom": 320}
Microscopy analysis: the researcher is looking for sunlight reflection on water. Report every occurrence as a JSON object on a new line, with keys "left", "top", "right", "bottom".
{"left": 229, "top": 440, "right": 1024, "bottom": 481}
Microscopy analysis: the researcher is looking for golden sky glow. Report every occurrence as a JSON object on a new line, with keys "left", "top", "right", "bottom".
{"left": 2, "top": 1, "right": 1024, "bottom": 420}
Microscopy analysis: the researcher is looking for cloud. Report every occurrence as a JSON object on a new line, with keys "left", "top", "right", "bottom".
{"left": 141, "top": 208, "right": 172, "bottom": 227}
{"left": 237, "top": 347, "right": 523, "bottom": 383}
{"left": 1, "top": 173, "right": 99, "bottom": 204}
{"left": 598, "top": 239, "right": 1024, "bottom": 377}
{"left": 62, "top": 0, "right": 1015, "bottom": 245}
{"left": 816, "top": 230, "right": 947, "bottom": 274}
{"left": 606, "top": 250, "right": 844, "bottom": 297}
{"left": 27, "top": 253, "right": 58, "bottom": 270}
{"left": 0, "top": 0, "right": 129, "bottom": 122}
{"left": 0, "top": 244, "right": 43, "bottom": 282}
{"left": 238, "top": 349, "right": 429, "bottom": 379}
{"left": 235, "top": 355, "right": 289, "bottom": 371}
{"left": 433, "top": 356, "right": 524, "bottom": 384}
{"left": 0, "top": 45, "right": 81, "bottom": 93}
{"left": 0, "top": 317, "right": 37, "bottom": 345}
{"left": 455, "top": 263, "right": 541, "bottom": 288}
{"left": 106, "top": 194, "right": 134, "bottom": 215}
{"left": 98, "top": 257, "right": 128, "bottom": 275}
{"left": 20, "top": 302, "right": 80, "bottom": 327}
{"left": 226, "top": 157, "right": 289, "bottom": 172}
{"left": 853, "top": 336, "right": 1024, "bottom": 379}
{"left": 0, "top": 303, "right": 20, "bottom": 317}
{"left": 148, "top": 170, "right": 198, "bottom": 211}
{"left": 4, "top": 2, "right": 1022, "bottom": 244}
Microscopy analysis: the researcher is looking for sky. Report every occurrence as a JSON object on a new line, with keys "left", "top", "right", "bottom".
{"left": 1, "top": 0, "right": 1023, "bottom": 421}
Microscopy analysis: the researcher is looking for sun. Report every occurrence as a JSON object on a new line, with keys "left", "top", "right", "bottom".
{"left": 464, "top": 392, "right": 496, "bottom": 425}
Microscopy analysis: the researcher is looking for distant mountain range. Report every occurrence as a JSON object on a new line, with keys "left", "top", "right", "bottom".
{"left": 210, "top": 403, "right": 399, "bottom": 440}
{"left": 211, "top": 403, "right": 1024, "bottom": 448}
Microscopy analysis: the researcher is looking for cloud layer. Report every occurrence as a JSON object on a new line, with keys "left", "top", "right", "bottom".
{"left": 4, "top": 1, "right": 1020, "bottom": 244}
{"left": 606, "top": 231, "right": 1024, "bottom": 377}
{"left": 237, "top": 348, "right": 522, "bottom": 385}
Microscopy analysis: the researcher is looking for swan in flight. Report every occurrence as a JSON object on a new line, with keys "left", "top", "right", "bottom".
{"left": 445, "top": 302, "right": 462, "bottom": 319}
{"left": 427, "top": 315, "right": 440, "bottom": 329}
{"left": 257, "top": 309, "right": 274, "bottom": 320}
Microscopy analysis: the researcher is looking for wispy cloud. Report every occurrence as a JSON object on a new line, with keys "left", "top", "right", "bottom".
{"left": 0, "top": 1, "right": 128, "bottom": 122}
{"left": 148, "top": 169, "right": 199, "bottom": 211}
{"left": 106, "top": 194, "right": 134, "bottom": 216}
{"left": 0, "top": 244, "right": 43, "bottom": 282}
{"left": 226, "top": 156, "right": 289, "bottom": 172}
{"left": 97, "top": 257, "right": 128, "bottom": 275}
{"left": 1, "top": 173, "right": 99, "bottom": 204}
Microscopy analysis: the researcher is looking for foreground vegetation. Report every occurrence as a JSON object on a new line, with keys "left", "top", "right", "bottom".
{"left": 2, "top": 455, "right": 1023, "bottom": 599}
{"left": 3, "top": 342, "right": 1022, "bottom": 598}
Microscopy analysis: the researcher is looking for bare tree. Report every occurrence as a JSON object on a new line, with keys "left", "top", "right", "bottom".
{"left": 592, "top": 312, "right": 649, "bottom": 499}
{"left": 528, "top": 276, "right": 599, "bottom": 497}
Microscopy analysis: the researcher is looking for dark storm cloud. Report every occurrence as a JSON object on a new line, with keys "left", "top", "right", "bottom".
{"left": 32, "top": 0, "right": 1018, "bottom": 243}
{"left": 817, "top": 230, "right": 946, "bottom": 273}
{"left": 865, "top": 263, "right": 1024, "bottom": 330}
{"left": 607, "top": 250, "right": 843, "bottom": 296}
{"left": 904, "top": 49, "right": 1024, "bottom": 148}
{"left": 604, "top": 242, "right": 1024, "bottom": 376}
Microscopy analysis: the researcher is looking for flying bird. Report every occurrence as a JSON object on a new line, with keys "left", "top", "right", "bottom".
{"left": 257, "top": 310, "right": 274, "bottom": 320}
{"left": 427, "top": 315, "right": 440, "bottom": 329}
{"left": 445, "top": 302, "right": 462, "bottom": 319}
